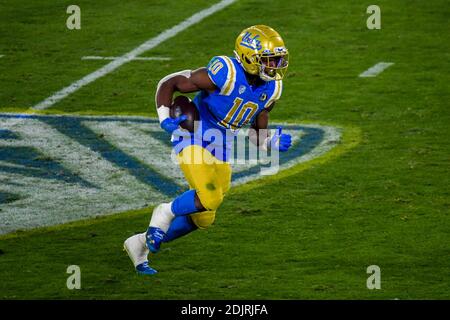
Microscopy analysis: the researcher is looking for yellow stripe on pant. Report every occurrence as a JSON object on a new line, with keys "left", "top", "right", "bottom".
{"left": 177, "top": 145, "right": 231, "bottom": 229}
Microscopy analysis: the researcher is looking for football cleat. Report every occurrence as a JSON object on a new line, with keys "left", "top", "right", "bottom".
{"left": 124, "top": 233, "right": 158, "bottom": 275}
{"left": 146, "top": 226, "right": 166, "bottom": 253}
{"left": 135, "top": 261, "right": 158, "bottom": 275}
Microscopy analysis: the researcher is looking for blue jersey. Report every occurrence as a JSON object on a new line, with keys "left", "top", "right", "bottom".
{"left": 173, "top": 56, "right": 283, "bottom": 162}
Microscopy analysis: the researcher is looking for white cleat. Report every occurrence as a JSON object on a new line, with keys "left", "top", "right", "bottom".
{"left": 123, "top": 233, "right": 149, "bottom": 268}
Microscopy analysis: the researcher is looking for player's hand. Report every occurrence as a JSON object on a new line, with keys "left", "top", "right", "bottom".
{"left": 270, "top": 126, "right": 292, "bottom": 152}
{"left": 160, "top": 115, "right": 187, "bottom": 134}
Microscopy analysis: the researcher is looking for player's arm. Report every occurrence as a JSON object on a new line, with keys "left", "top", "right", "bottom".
{"left": 155, "top": 68, "right": 216, "bottom": 134}
{"left": 156, "top": 68, "right": 216, "bottom": 107}
{"left": 249, "top": 102, "right": 292, "bottom": 152}
{"left": 249, "top": 103, "right": 272, "bottom": 147}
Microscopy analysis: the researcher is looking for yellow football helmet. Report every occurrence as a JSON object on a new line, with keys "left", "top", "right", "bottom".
{"left": 234, "top": 25, "right": 289, "bottom": 81}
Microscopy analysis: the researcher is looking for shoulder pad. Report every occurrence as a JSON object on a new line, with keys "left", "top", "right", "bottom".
{"left": 206, "top": 56, "right": 237, "bottom": 96}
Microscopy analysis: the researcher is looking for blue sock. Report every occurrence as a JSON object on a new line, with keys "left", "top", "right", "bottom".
{"left": 171, "top": 189, "right": 198, "bottom": 216}
{"left": 163, "top": 216, "right": 197, "bottom": 243}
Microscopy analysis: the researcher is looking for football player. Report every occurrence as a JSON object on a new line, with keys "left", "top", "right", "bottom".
{"left": 124, "top": 25, "right": 292, "bottom": 275}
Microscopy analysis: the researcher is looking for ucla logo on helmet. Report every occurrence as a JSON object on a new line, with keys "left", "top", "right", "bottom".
{"left": 240, "top": 32, "right": 262, "bottom": 50}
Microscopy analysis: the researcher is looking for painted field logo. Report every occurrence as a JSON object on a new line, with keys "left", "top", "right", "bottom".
{"left": 0, "top": 113, "right": 341, "bottom": 235}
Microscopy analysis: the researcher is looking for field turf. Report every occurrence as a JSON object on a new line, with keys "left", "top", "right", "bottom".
{"left": 0, "top": 0, "right": 449, "bottom": 299}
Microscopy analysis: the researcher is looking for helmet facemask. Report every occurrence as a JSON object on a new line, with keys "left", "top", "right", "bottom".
{"left": 255, "top": 49, "right": 289, "bottom": 81}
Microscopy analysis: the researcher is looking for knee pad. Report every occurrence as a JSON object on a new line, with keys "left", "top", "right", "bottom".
{"left": 190, "top": 211, "right": 216, "bottom": 229}
{"left": 197, "top": 190, "right": 223, "bottom": 211}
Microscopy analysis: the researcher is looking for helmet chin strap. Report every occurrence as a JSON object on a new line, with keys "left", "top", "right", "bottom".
{"left": 259, "top": 65, "right": 275, "bottom": 82}
{"left": 233, "top": 50, "right": 241, "bottom": 64}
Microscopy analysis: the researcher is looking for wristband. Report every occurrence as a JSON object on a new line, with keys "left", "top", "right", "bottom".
{"left": 157, "top": 105, "right": 170, "bottom": 123}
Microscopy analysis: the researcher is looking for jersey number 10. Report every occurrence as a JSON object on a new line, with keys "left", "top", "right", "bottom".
{"left": 219, "top": 97, "right": 258, "bottom": 130}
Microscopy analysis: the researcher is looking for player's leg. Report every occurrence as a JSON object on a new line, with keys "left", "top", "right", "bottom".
{"left": 186, "top": 160, "right": 231, "bottom": 229}
{"left": 162, "top": 166, "right": 200, "bottom": 244}
{"left": 176, "top": 145, "right": 230, "bottom": 231}
{"left": 181, "top": 145, "right": 229, "bottom": 212}
{"left": 124, "top": 146, "right": 230, "bottom": 274}
{"left": 123, "top": 201, "right": 189, "bottom": 274}
{"left": 147, "top": 145, "right": 227, "bottom": 250}
{"left": 216, "top": 161, "right": 232, "bottom": 195}
{"left": 163, "top": 215, "right": 197, "bottom": 242}
{"left": 123, "top": 232, "right": 157, "bottom": 275}
{"left": 164, "top": 147, "right": 231, "bottom": 239}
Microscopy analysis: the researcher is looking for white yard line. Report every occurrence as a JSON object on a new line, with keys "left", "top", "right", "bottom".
{"left": 32, "top": 0, "right": 236, "bottom": 111}
{"left": 0, "top": 55, "right": 4, "bottom": 58}
{"left": 82, "top": 56, "right": 171, "bottom": 61}
{"left": 359, "top": 62, "right": 394, "bottom": 77}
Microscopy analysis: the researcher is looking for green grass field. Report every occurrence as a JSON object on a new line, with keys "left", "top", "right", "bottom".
{"left": 0, "top": 0, "right": 449, "bottom": 299}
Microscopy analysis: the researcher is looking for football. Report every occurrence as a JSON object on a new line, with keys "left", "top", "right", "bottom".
{"left": 170, "top": 95, "right": 200, "bottom": 132}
